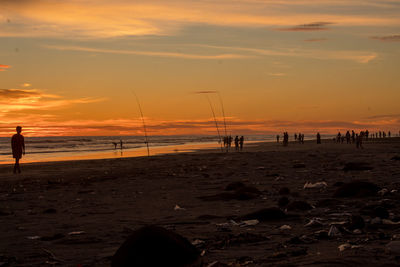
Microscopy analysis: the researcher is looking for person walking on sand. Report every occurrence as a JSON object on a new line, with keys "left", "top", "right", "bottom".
{"left": 120, "top": 140, "right": 123, "bottom": 149}
{"left": 239, "top": 136, "right": 244, "bottom": 151}
{"left": 316, "top": 132, "right": 321, "bottom": 144}
{"left": 234, "top": 136, "right": 239, "bottom": 151}
{"left": 276, "top": 134, "right": 279, "bottom": 143}
{"left": 11, "top": 126, "right": 25, "bottom": 174}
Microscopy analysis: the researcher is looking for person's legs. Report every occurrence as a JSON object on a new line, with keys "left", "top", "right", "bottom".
{"left": 13, "top": 158, "right": 20, "bottom": 174}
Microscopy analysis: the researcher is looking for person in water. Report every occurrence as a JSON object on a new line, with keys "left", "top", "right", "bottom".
{"left": 11, "top": 126, "right": 25, "bottom": 174}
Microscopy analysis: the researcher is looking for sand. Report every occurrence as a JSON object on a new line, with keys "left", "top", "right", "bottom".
{"left": 1, "top": 138, "right": 400, "bottom": 266}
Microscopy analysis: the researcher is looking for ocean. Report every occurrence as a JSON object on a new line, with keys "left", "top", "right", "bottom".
{"left": 0, "top": 134, "right": 324, "bottom": 164}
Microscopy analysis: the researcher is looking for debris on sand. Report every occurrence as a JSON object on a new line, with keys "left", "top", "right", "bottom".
{"left": 241, "top": 207, "right": 286, "bottom": 222}
{"left": 303, "top": 181, "right": 327, "bottom": 189}
{"left": 343, "top": 162, "right": 373, "bottom": 172}
{"left": 174, "top": 205, "right": 186, "bottom": 211}
{"left": 333, "top": 181, "right": 379, "bottom": 197}
{"left": 112, "top": 225, "right": 200, "bottom": 267}
{"left": 305, "top": 218, "right": 324, "bottom": 227}
{"left": 279, "top": 225, "right": 292, "bottom": 230}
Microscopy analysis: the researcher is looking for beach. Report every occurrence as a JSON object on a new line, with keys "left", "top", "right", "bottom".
{"left": 1, "top": 138, "right": 400, "bottom": 266}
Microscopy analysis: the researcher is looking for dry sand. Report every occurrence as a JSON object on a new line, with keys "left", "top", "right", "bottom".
{"left": 1, "top": 138, "right": 400, "bottom": 266}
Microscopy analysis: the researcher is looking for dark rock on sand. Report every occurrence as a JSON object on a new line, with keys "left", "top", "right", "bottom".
{"left": 343, "top": 162, "right": 373, "bottom": 171}
{"left": 241, "top": 207, "right": 286, "bottom": 222}
{"left": 286, "top": 200, "right": 313, "bottom": 211}
{"left": 43, "top": 208, "right": 57, "bottom": 214}
{"left": 278, "top": 187, "right": 290, "bottom": 195}
{"left": 360, "top": 205, "right": 389, "bottom": 219}
{"left": 200, "top": 184, "right": 261, "bottom": 201}
{"left": 347, "top": 215, "right": 365, "bottom": 231}
{"left": 391, "top": 156, "right": 400, "bottom": 161}
{"left": 112, "top": 225, "right": 200, "bottom": 267}
{"left": 278, "top": 196, "right": 289, "bottom": 207}
{"left": 333, "top": 181, "right": 379, "bottom": 197}
{"left": 293, "top": 163, "right": 306, "bottom": 168}
{"left": 225, "top": 182, "right": 246, "bottom": 191}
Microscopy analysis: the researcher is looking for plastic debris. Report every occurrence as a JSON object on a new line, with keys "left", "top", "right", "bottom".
{"left": 279, "top": 225, "right": 292, "bottom": 230}
{"left": 303, "top": 181, "right": 327, "bottom": 189}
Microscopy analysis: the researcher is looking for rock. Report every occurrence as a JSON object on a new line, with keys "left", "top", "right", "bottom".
{"left": 371, "top": 217, "right": 382, "bottom": 225}
{"left": 225, "top": 182, "right": 245, "bottom": 191}
{"left": 278, "top": 187, "right": 290, "bottom": 195}
{"left": 279, "top": 225, "right": 292, "bottom": 230}
{"left": 241, "top": 207, "right": 286, "bottom": 222}
{"left": 293, "top": 163, "right": 306, "bottom": 168}
{"left": 338, "top": 243, "right": 350, "bottom": 252}
{"left": 391, "top": 156, "right": 400, "bottom": 161}
{"left": 303, "top": 181, "right": 327, "bottom": 189}
{"left": 386, "top": 241, "right": 400, "bottom": 254}
{"left": 347, "top": 215, "right": 365, "bottom": 230}
{"left": 111, "top": 225, "right": 200, "bottom": 267}
{"left": 333, "top": 181, "right": 379, "bottom": 198}
{"left": 278, "top": 196, "right": 289, "bottom": 207}
{"left": 287, "top": 201, "right": 313, "bottom": 211}
{"left": 343, "top": 162, "right": 373, "bottom": 171}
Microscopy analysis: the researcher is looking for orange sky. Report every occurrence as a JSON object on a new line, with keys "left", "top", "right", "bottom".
{"left": 0, "top": 0, "right": 399, "bottom": 136}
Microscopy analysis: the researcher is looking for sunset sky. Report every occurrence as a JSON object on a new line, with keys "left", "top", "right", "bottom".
{"left": 0, "top": 0, "right": 399, "bottom": 136}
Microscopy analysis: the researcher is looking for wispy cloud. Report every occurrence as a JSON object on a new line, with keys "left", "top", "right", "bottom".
{"left": 268, "top": 72, "right": 286, "bottom": 77}
{"left": 278, "top": 22, "right": 333, "bottom": 32}
{"left": 304, "top": 38, "right": 328, "bottom": 42}
{"left": 370, "top": 35, "right": 400, "bottom": 42}
{"left": 194, "top": 44, "right": 377, "bottom": 63}
{"left": 44, "top": 45, "right": 248, "bottom": 60}
{"left": 0, "top": 64, "right": 10, "bottom": 71}
{"left": 0, "top": 88, "right": 105, "bottom": 113}
{"left": 1, "top": 1, "right": 399, "bottom": 38}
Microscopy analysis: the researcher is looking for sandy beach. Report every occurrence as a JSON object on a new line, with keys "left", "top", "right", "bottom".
{"left": 1, "top": 138, "right": 400, "bottom": 266}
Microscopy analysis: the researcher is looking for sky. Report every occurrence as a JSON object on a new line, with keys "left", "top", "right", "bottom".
{"left": 0, "top": 0, "right": 399, "bottom": 136}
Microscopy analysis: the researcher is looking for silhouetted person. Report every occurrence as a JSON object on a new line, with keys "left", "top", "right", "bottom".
{"left": 351, "top": 130, "right": 355, "bottom": 143}
{"left": 294, "top": 133, "right": 297, "bottom": 141}
{"left": 239, "top": 136, "right": 244, "bottom": 151}
{"left": 365, "top": 130, "right": 369, "bottom": 141}
{"left": 11, "top": 126, "right": 25, "bottom": 174}
{"left": 276, "top": 134, "right": 279, "bottom": 143}
{"left": 113, "top": 142, "right": 118, "bottom": 149}
{"left": 316, "top": 132, "right": 321, "bottom": 144}
{"left": 234, "top": 136, "right": 239, "bottom": 151}
{"left": 346, "top": 131, "right": 351, "bottom": 144}
{"left": 379, "top": 131, "right": 382, "bottom": 138}
{"left": 388, "top": 131, "right": 391, "bottom": 138}
{"left": 228, "top": 135, "right": 233, "bottom": 149}
{"left": 120, "top": 140, "right": 123, "bottom": 149}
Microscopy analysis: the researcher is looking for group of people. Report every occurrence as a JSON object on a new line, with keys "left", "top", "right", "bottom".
{"left": 277, "top": 132, "right": 305, "bottom": 146}
{"left": 223, "top": 135, "right": 244, "bottom": 151}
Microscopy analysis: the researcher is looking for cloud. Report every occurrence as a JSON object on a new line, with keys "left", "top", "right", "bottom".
{"left": 0, "top": 88, "right": 105, "bottom": 113}
{"left": 1, "top": 1, "right": 399, "bottom": 38}
{"left": 365, "top": 114, "right": 400, "bottom": 119}
{"left": 278, "top": 22, "right": 333, "bottom": 32}
{"left": 21, "top": 83, "right": 31, "bottom": 87}
{"left": 268, "top": 72, "right": 286, "bottom": 76}
{"left": 0, "top": 64, "right": 10, "bottom": 71}
{"left": 44, "top": 45, "right": 248, "bottom": 60}
{"left": 304, "top": 38, "right": 327, "bottom": 42}
{"left": 194, "top": 44, "right": 377, "bottom": 63}
{"left": 370, "top": 35, "right": 400, "bottom": 42}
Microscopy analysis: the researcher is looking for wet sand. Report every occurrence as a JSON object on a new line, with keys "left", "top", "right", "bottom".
{"left": 1, "top": 138, "right": 400, "bottom": 266}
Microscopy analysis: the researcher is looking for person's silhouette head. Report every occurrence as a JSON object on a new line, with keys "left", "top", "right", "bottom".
{"left": 16, "top": 126, "right": 22, "bottom": 134}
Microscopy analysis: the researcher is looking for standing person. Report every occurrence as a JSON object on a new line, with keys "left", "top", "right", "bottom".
{"left": 276, "top": 134, "right": 280, "bottom": 143}
{"left": 239, "top": 136, "right": 244, "bottom": 151}
{"left": 234, "top": 136, "right": 239, "bottom": 151}
{"left": 11, "top": 126, "right": 25, "bottom": 174}
{"left": 120, "top": 140, "right": 123, "bottom": 149}
{"left": 316, "top": 132, "right": 321, "bottom": 144}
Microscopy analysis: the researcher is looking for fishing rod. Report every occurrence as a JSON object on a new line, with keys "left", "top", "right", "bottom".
{"left": 217, "top": 91, "right": 228, "bottom": 139}
{"left": 205, "top": 95, "right": 224, "bottom": 152}
{"left": 132, "top": 91, "right": 150, "bottom": 157}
